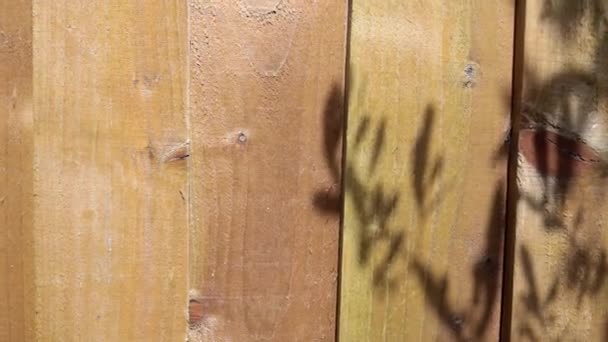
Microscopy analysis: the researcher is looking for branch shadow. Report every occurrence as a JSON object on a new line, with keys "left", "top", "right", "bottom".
{"left": 411, "top": 183, "right": 505, "bottom": 341}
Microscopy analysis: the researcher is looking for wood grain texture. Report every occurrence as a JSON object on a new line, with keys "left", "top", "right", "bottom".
{"left": 0, "top": 1, "right": 34, "bottom": 341}
{"left": 31, "top": 1, "right": 189, "bottom": 340}
{"left": 509, "top": 0, "right": 608, "bottom": 340}
{"left": 339, "top": 1, "right": 514, "bottom": 341}
{"left": 188, "top": 0, "right": 347, "bottom": 340}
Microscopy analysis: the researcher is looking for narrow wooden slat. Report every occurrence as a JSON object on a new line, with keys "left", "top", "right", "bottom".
{"left": 188, "top": 1, "right": 347, "bottom": 340}
{"left": 31, "top": 1, "right": 189, "bottom": 340}
{"left": 340, "top": 1, "right": 514, "bottom": 340}
{"left": 509, "top": 0, "right": 608, "bottom": 340}
{"left": 0, "top": 1, "right": 34, "bottom": 341}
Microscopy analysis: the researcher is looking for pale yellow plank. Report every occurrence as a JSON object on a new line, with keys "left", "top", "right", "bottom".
{"left": 0, "top": 1, "right": 34, "bottom": 341}
{"left": 188, "top": 1, "right": 347, "bottom": 340}
{"left": 510, "top": 0, "right": 608, "bottom": 340}
{"left": 31, "top": 1, "right": 188, "bottom": 340}
{"left": 340, "top": 1, "right": 514, "bottom": 340}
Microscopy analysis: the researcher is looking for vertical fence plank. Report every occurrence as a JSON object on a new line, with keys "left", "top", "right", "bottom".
{"left": 339, "top": 1, "right": 514, "bottom": 340}
{"left": 188, "top": 1, "right": 347, "bottom": 340}
{"left": 0, "top": 1, "right": 34, "bottom": 341}
{"left": 31, "top": 1, "right": 189, "bottom": 340}
{"left": 509, "top": 0, "right": 608, "bottom": 340}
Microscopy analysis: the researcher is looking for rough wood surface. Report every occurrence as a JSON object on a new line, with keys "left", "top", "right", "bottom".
{"left": 509, "top": 0, "right": 608, "bottom": 340}
{"left": 0, "top": 1, "right": 34, "bottom": 341}
{"left": 188, "top": 0, "right": 347, "bottom": 340}
{"left": 30, "top": 1, "right": 189, "bottom": 340}
{"left": 339, "top": 1, "right": 514, "bottom": 341}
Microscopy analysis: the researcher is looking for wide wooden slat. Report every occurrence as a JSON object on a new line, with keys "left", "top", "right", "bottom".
{"left": 188, "top": 1, "right": 347, "bottom": 340}
{"left": 339, "top": 1, "right": 514, "bottom": 340}
{"left": 30, "top": 1, "right": 189, "bottom": 340}
{"left": 508, "top": 0, "right": 608, "bottom": 340}
{"left": 0, "top": 1, "right": 34, "bottom": 341}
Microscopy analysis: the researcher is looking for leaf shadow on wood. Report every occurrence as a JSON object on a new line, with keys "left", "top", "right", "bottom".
{"left": 313, "top": 81, "right": 405, "bottom": 290}
{"left": 313, "top": 2, "right": 608, "bottom": 336}
{"left": 314, "top": 75, "right": 507, "bottom": 341}
{"left": 518, "top": 0, "right": 608, "bottom": 231}
{"left": 411, "top": 105, "right": 445, "bottom": 217}
{"left": 411, "top": 183, "right": 505, "bottom": 341}
{"left": 408, "top": 102, "right": 505, "bottom": 341}
{"left": 508, "top": 1, "right": 608, "bottom": 339}
{"left": 515, "top": 239, "right": 608, "bottom": 341}
{"left": 313, "top": 85, "right": 344, "bottom": 214}
{"left": 518, "top": 68, "right": 608, "bottom": 231}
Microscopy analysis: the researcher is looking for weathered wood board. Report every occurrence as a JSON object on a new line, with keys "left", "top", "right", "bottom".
{"left": 188, "top": 1, "right": 347, "bottom": 340}
{"left": 14, "top": 1, "right": 608, "bottom": 341}
{"left": 0, "top": 1, "right": 34, "bottom": 341}
{"left": 28, "top": 1, "right": 189, "bottom": 340}
{"left": 339, "top": 1, "right": 514, "bottom": 340}
{"left": 509, "top": 0, "right": 608, "bottom": 340}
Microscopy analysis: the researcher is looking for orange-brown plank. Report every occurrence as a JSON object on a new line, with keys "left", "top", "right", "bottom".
{"left": 0, "top": 1, "right": 34, "bottom": 341}
{"left": 31, "top": 1, "right": 189, "bottom": 340}
{"left": 188, "top": 1, "right": 347, "bottom": 340}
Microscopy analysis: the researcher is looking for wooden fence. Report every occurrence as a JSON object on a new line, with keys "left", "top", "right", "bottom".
{"left": 1, "top": 0, "right": 607, "bottom": 341}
